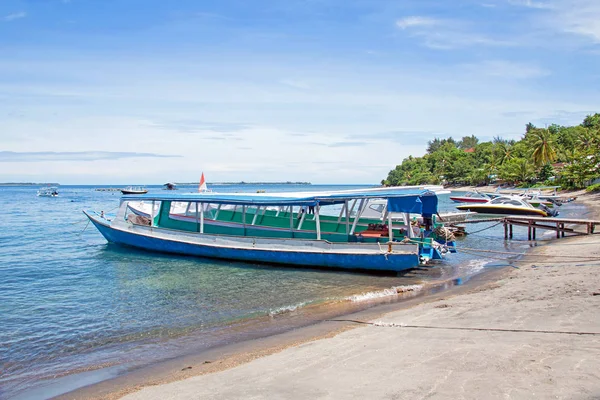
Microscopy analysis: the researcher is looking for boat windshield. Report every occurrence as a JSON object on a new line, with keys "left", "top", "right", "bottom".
{"left": 489, "top": 197, "right": 528, "bottom": 207}
{"left": 465, "top": 191, "right": 486, "bottom": 198}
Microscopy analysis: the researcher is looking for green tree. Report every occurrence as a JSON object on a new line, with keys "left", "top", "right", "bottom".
{"left": 528, "top": 128, "right": 556, "bottom": 167}
{"left": 499, "top": 158, "right": 535, "bottom": 184}
{"left": 582, "top": 113, "right": 600, "bottom": 129}
{"left": 458, "top": 135, "right": 479, "bottom": 150}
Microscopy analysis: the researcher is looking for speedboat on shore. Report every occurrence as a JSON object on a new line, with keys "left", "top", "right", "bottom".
{"left": 37, "top": 186, "right": 59, "bottom": 197}
{"left": 449, "top": 191, "right": 493, "bottom": 203}
{"left": 456, "top": 196, "right": 557, "bottom": 217}
{"left": 84, "top": 186, "right": 456, "bottom": 273}
{"left": 360, "top": 199, "right": 475, "bottom": 224}
{"left": 121, "top": 186, "right": 148, "bottom": 195}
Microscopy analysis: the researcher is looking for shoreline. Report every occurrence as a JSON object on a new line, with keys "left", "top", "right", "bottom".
{"left": 54, "top": 267, "right": 513, "bottom": 400}
{"left": 54, "top": 192, "right": 600, "bottom": 399}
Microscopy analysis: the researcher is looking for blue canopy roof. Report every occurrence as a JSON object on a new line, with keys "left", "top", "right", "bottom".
{"left": 122, "top": 186, "right": 442, "bottom": 214}
{"left": 387, "top": 193, "right": 438, "bottom": 216}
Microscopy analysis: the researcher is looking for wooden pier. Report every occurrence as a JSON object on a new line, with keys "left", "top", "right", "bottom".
{"left": 451, "top": 216, "right": 600, "bottom": 240}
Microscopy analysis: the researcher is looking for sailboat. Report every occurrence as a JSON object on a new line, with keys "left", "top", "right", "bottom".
{"left": 199, "top": 172, "right": 208, "bottom": 192}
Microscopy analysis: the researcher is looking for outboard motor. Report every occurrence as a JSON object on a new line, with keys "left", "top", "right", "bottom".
{"left": 540, "top": 204, "right": 559, "bottom": 217}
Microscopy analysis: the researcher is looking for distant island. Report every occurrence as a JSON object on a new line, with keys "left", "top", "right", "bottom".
{"left": 0, "top": 182, "right": 60, "bottom": 186}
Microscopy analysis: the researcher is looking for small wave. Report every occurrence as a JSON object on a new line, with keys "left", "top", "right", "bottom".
{"left": 267, "top": 302, "right": 309, "bottom": 317}
{"left": 465, "top": 259, "right": 488, "bottom": 273}
{"left": 347, "top": 285, "right": 423, "bottom": 302}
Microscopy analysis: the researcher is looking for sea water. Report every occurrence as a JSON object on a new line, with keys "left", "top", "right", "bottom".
{"left": 0, "top": 184, "right": 580, "bottom": 398}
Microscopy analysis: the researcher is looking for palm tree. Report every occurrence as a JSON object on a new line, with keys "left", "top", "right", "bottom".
{"left": 494, "top": 139, "right": 513, "bottom": 165}
{"left": 514, "top": 159, "right": 535, "bottom": 183}
{"left": 530, "top": 128, "right": 556, "bottom": 167}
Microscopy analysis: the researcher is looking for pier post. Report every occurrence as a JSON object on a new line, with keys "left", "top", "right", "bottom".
{"left": 532, "top": 222, "right": 536, "bottom": 240}
{"left": 509, "top": 223, "right": 513, "bottom": 239}
{"left": 504, "top": 221, "right": 508, "bottom": 239}
{"left": 556, "top": 222, "right": 560, "bottom": 238}
{"left": 528, "top": 221, "right": 532, "bottom": 241}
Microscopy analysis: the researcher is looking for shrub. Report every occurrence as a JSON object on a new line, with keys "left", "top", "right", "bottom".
{"left": 586, "top": 183, "right": 600, "bottom": 192}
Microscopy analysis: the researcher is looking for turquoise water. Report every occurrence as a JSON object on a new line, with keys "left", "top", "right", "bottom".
{"left": 0, "top": 184, "right": 583, "bottom": 398}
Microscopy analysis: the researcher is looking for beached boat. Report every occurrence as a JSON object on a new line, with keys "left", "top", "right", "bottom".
{"left": 449, "top": 191, "right": 492, "bottom": 204}
{"left": 121, "top": 186, "right": 148, "bottom": 195}
{"left": 456, "top": 196, "right": 557, "bottom": 217}
{"left": 84, "top": 186, "right": 456, "bottom": 273}
{"left": 37, "top": 186, "right": 59, "bottom": 197}
{"left": 360, "top": 199, "right": 475, "bottom": 224}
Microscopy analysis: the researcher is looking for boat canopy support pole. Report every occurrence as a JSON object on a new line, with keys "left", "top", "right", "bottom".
{"left": 316, "top": 204, "right": 321, "bottom": 240}
{"left": 150, "top": 200, "right": 156, "bottom": 227}
{"left": 404, "top": 213, "right": 412, "bottom": 238}
{"left": 289, "top": 206, "right": 293, "bottom": 231}
{"left": 337, "top": 202, "right": 347, "bottom": 224}
{"left": 195, "top": 202, "right": 200, "bottom": 232}
{"left": 200, "top": 202, "right": 204, "bottom": 233}
{"left": 345, "top": 200, "right": 350, "bottom": 234}
{"left": 350, "top": 199, "right": 366, "bottom": 235}
{"left": 214, "top": 204, "right": 222, "bottom": 220}
{"left": 298, "top": 209, "right": 306, "bottom": 230}
{"left": 251, "top": 206, "right": 260, "bottom": 226}
{"left": 388, "top": 212, "right": 393, "bottom": 241}
{"left": 348, "top": 199, "right": 357, "bottom": 219}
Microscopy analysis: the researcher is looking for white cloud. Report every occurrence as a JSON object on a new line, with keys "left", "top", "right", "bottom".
{"left": 396, "top": 16, "right": 439, "bottom": 30}
{"left": 279, "top": 79, "right": 311, "bottom": 89}
{"left": 560, "top": 1, "right": 600, "bottom": 43}
{"left": 507, "top": 0, "right": 553, "bottom": 9}
{"left": 395, "top": 16, "right": 514, "bottom": 49}
{"left": 505, "top": 0, "right": 600, "bottom": 44}
{"left": 462, "top": 60, "right": 550, "bottom": 79}
{"left": 3, "top": 12, "right": 26, "bottom": 21}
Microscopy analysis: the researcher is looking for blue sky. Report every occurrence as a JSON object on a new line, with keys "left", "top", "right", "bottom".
{"left": 1, "top": 0, "right": 598, "bottom": 184}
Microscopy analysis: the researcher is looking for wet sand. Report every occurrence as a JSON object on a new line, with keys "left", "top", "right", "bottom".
{"left": 59, "top": 193, "right": 600, "bottom": 400}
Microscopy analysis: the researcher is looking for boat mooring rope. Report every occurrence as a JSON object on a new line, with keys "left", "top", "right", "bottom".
{"left": 327, "top": 319, "right": 600, "bottom": 336}
{"left": 463, "top": 221, "right": 504, "bottom": 235}
{"left": 457, "top": 246, "right": 600, "bottom": 259}
{"left": 77, "top": 219, "right": 90, "bottom": 236}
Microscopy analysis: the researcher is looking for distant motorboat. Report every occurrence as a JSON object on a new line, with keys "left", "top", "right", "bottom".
{"left": 37, "top": 186, "right": 59, "bottom": 197}
{"left": 121, "top": 186, "right": 148, "bottom": 195}
{"left": 456, "top": 196, "right": 557, "bottom": 217}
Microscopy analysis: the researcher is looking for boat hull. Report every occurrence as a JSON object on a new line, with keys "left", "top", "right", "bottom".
{"left": 455, "top": 205, "right": 547, "bottom": 217}
{"left": 449, "top": 197, "right": 489, "bottom": 204}
{"left": 84, "top": 212, "right": 422, "bottom": 273}
{"left": 121, "top": 190, "right": 148, "bottom": 195}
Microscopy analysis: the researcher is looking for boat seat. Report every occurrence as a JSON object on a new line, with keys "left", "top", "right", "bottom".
{"left": 128, "top": 215, "right": 151, "bottom": 226}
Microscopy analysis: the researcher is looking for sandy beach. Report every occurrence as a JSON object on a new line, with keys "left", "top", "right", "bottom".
{"left": 57, "top": 191, "right": 600, "bottom": 400}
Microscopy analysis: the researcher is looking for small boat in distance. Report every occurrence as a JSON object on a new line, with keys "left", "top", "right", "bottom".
{"left": 164, "top": 182, "right": 177, "bottom": 190}
{"left": 456, "top": 196, "right": 557, "bottom": 217}
{"left": 121, "top": 186, "right": 148, "bottom": 195}
{"left": 84, "top": 185, "right": 456, "bottom": 273}
{"left": 37, "top": 186, "right": 59, "bottom": 197}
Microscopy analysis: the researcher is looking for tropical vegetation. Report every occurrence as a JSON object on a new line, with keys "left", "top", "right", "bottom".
{"left": 382, "top": 114, "right": 600, "bottom": 190}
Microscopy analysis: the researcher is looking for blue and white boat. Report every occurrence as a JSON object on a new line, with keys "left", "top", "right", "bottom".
{"left": 84, "top": 186, "right": 455, "bottom": 273}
